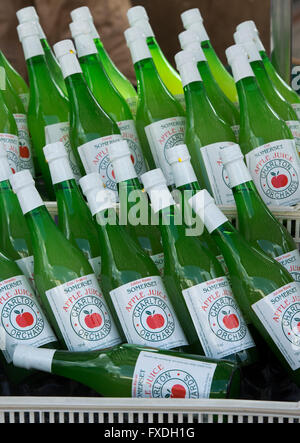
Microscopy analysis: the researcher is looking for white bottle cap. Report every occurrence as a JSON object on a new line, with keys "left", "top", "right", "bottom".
{"left": 13, "top": 344, "right": 55, "bottom": 373}
{"left": 16, "top": 6, "right": 46, "bottom": 39}
{"left": 0, "top": 143, "right": 13, "bottom": 182}
{"left": 240, "top": 40, "right": 262, "bottom": 63}
{"left": 127, "top": 6, "right": 154, "bottom": 38}
{"left": 69, "top": 20, "right": 91, "bottom": 38}
{"left": 17, "top": 22, "right": 44, "bottom": 61}
{"left": 234, "top": 28, "right": 265, "bottom": 52}
{"left": 236, "top": 20, "right": 258, "bottom": 36}
{"left": 181, "top": 8, "right": 203, "bottom": 28}
{"left": 175, "top": 50, "right": 201, "bottom": 87}
{"left": 53, "top": 40, "right": 82, "bottom": 78}
{"left": 43, "top": 142, "right": 74, "bottom": 185}
{"left": 141, "top": 168, "right": 175, "bottom": 213}
{"left": 124, "top": 26, "right": 151, "bottom": 64}
{"left": 70, "top": 7, "right": 100, "bottom": 39}
{"left": 219, "top": 143, "right": 252, "bottom": 188}
{"left": 74, "top": 33, "right": 98, "bottom": 58}
{"left": 178, "top": 30, "right": 206, "bottom": 62}
{"left": 108, "top": 140, "right": 137, "bottom": 183}
{"left": 226, "top": 44, "right": 254, "bottom": 82}
{"left": 167, "top": 144, "right": 197, "bottom": 187}
{"left": 188, "top": 189, "right": 228, "bottom": 233}
{"left": 80, "top": 173, "right": 116, "bottom": 216}
{"left": 10, "top": 170, "right": 44, "bottom": 214}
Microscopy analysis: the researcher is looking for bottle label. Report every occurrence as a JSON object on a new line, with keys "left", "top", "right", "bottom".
{"left": 15, "top": 255, "right": 35, "bottom": 289}
{"left": 88, "top": 256, "right": 101, "bottom": 280}
{"left": 200, "top": 141, "right": 235, "bottom": 205}
{"left": 18, "top": 93, "right": 29, "bottom": 112}
{"left": 0, "top": 275, "right": 56, "bottom": 363}
{"left": 126, "top": 96, "right": 138, "bottom": 117}
{"left": 78, "top": 134, "right": 122, "bottom": 193}
{"left": 150, "top": 253, "right": 164, "bottom": 276}
{"left": 13, "top": 114, "right": 35, "bottom": 176}
{"left": 145, "top": 117, "right": 186, "bottom": 186}
{"left": 45, "top": 122, "right": 81, "bottom": 183}
{"left": 174, "top": 93, "right": 186, "bottom": 110}
{"left": 292, "top": 103, "right": 300, "bottom": 120}
{"left": 117, "top": 120, "right": 147, "bottom": 177}
{"left": 45, "top": 274, "right": 121, "bottom": 351}
{"left": 275, "top": 249, "right": 300, "bottom": 282}
{"left": 252, "top": 281, "right": 300, "bottom": 371}
{"left": 0, "top": 133, "right": 19, "bottom": 174}
{"left": 285, "top": 121, "right": 300, "bottom": 154}
{"left": 245, "top": 139, "right": 300, "bottom": 206}
{"left": 109, "top": 275, "right": 188, "bottom": 349}
{"left": 132, "top": 351, "right": 216, "bottom": 398}
{"left": 182, "top": 276, "right": 255, "bottom": 359}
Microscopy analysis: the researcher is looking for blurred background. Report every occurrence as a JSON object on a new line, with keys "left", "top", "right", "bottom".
{"left": 0, "top": 0, "right": 298, "bottom": 86}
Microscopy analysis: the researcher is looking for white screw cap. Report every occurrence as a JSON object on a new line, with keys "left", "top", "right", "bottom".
{"left": 53, "top": 40, "right": 76, "bottom": 60}
{"left": 17, "top": 21, "right": 40, "bottom": 42}
{"left": 127, "top": 6, "right": 149, "bottom": 25}
{"left": 181, "top": 8, "right": 203, "bottom": 29}
{"left": 16, "top": 6, "right": 39, "bottom": 23}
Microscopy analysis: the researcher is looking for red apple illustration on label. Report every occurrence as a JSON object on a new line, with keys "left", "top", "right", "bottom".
{"left": 165, "top": 385, "right": 186, "bottom": 398}
{"left": 19, "top": 144, "right": 30, "bottom": 159}
{"left": 112, "top": 170, "right": 115, "bottom": 180}
{"left": 84, "top": 310, "right": 102, "bottom": 329}
{"left": 130, "top": 154, "right": 135, "bottom": 165}
{"left": 271, "top": 171, "right": 288, "bottom": 188}
{"left": 146, "top": 310, "right": 165, "bottom": 329}
{"left": 15, "top": 309, "right": 34, "bottom": 328}
{"left": 222, "top": 310, "right": 239, "bottom": 329}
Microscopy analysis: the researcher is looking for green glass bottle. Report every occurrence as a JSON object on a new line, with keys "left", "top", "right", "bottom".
{"left": 0, "top": 85, "right": 19, "bottom": 175}
{"left": 70, "top": 7, "right": 138, "bottom": 116}
{"left": 16, "top": 6, "right": 67, "bottom": 97}
{"left": 0, "top": 252, "right": 58, "bottom": 384}
{"left": 0, "top": 50, "right": 29, "bottom": 111}
{"left": 0, "top": 146, "right": 35, "bottom": 288}
{"left": 2, "top": 69, "right": 35, "bottom": 176}
{"left": 53, "top": 39, "right": 122, "bottom": 196}
{"left": 10, "top": 170, "right": 122, "bottom": 352}
{"left": 44, "top": 141, "right": 102, "bottom": 280}
{"left": 125, "top": 26, "right": 185, "bottom": 187}
{"left": 127, "top": 5, "right": 185, "bottom": 109}
{"left": 226, "top": 44, "right": 300, "bottom": 207}
{"left": 238, "top": 39, "right": 300, "bottom": 153}
{"left": 235, "top": 21, "right": 300, "bottom": 118}
{"left": 141, "top": 167, "right": 256, "bottom": 364}
{"left": 108, "top": 140, "right": 164, "bottom": 274}
{"left": 175, "top": 50, "right": 236, "bottom": 205}
{"left": 72, "top": 31, "right": 146, "bottom": 178}
{"left": 189, "top": 189, "right": 300, "bottom": 387}
{"left": 167, "top": 143, "right": 228, "bottom": 275}
{"left": 178, "top": 29, "right": 240, "bottom": 138}
{"left": 181, "top": 8, "right": 238, "bottom": 104}
{"left": 13, "top": 343, "right": 241, "bottom": 399}
{"left": 80, "top": 172, "right": 188, "bottom": 351}
{"left": 17, "top": 22, "right": 73, "bottom": 200}
{"left": 220, "top": 143, "right": 300, "bottom": 282}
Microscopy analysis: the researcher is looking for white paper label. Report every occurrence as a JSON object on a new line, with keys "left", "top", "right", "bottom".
{"left": 286, "top": 121, "right": 300, "bottom": 154}
{"left": 18, "top": 93, "right": 29, "bottom": 112}
{"left": 45, "top": 274, "right": 121, "bottom": 351}
{"left": 245, "top": 139, "right": 300, "bottom": 206}
{"left": 275, "top": 249, "right": 300, "bottom": 282}
{"left": 150, "top": 252, "right": 164, "bottom": 276}
{"left": 0, "top": 133, "right": 19, "bottom": 174}
{"left": 109, "top": 275, "right": 188, "bottom": 349}
{"left": 88, "top": 256, "right": 101, "bottom": 280}
{"left": 145, "top": 117, "right": 186, "bottom": 186}
{"left": 0, "top": 275, "right": 56, "bottom": 363}
{"left": 292, "top": 103, "right": 300, "bottom": 120}
{"left": 13, "top": 114, "right": 35, "bottom": 176}
{"left": 45, "top": 122, "right": 81, "bottom": 183}
{"left": 200, "top": 141, "right": 235, "bottom": 205}
{"left": 15, "top": 255, "right": 35, "bottom": 289}
{"left": 117, "top": 120, "right": 147, "bottom": 177}
{"left": 132, "top": 351, "right": 216, "bottom": 398}
{"left": 252, "top": 281, "right": 300, "bottom": 371}
{"left": 182, "top": 276, "right": 255, "bottom": 359}
{"left": 78, "top": 134, "right": 122, "bottom": 193}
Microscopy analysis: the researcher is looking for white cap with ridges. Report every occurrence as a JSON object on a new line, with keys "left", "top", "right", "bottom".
{"left": 53, "top": 40, "right": 82, "bottom": 78}
{"left": 141, "top": 168, "right": 175, "bottom": 213}
{"left": 70, "top": 7, "right": 100, "bottom": 39}
{"left": 178, "top": 30, "right": 206, "bottom": 61}
{"left": 124, "top": 26, "right": 151, "bottom": 64}
{"left": 16, "top": 6, "right": 46, "bottom": 39}
{"left": 188, "top": 189, "right": 227, "bottom": 233}
{"left": 43, "top": 142, "right": 74, "bottom": 185}
{"left": 167, "top": 144, "right": 197, "bottom": 187}
{"left": 0, "top": 143, "right": 13, "bottom": 182}
{"left": 175, "top": 50, "right": 201, "bottom": 87}
{"left": 13, "top": 344, "right": 55, "bottom": 373}
{"left": 69, "top": 20, "right": 91, "bottom": 38}
{"left": 219, "top": 143, "right": 252, "bottom": 188}
{"left": 225, "top": 44, "right": 254, "bottom": 82}
{"left": 74, "top": 33, "right": 98, "bottom": 58}
{"left": 10, "top": 170, "right": 44, "bottom": 214}
{"left": 181, "top": 9, "right": 209, "bottom": 42}
{"left": 17, "top": 22, "right": 44, "bottom": 59}
{"left": 80, "top": 173, "right": 116, "bottom": 216}
{"left": 235, "top": 21, "right": 265, "bottom": 52}
{"left": 127, "top": 6, "right": 154, "bottom": 38}
{"left": 108, "top": 140, "right": 137, "bottom": 183}
{"left": 240, "top": 40, "right": 262, "bottom": 63}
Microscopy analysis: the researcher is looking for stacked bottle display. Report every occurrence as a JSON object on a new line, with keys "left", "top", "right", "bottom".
{"left": 0, "top": 3, "right": 299, "bottom": 401}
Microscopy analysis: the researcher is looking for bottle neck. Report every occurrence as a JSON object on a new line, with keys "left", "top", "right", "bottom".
{"left": 183, "top": 80, "right": 213, "bottom": 121}
{"left": 21, "top": 35, "right": 44, "bottom": 61}
{"left": 128, "top": 38, "right": 152, "bottom": 65}
{"left": 177, "top": 180, "right": 201, "bottom": 195}
{"left": 171, "top": 159, "right": 198, "bottom": 188}
{"left": 27, "top": 55, "right": 60, "bottom": 96}
{"left": 158, "top": 203, "right": 186, "bottom": 243}
{"left": 188, "top": 22, "right": 209, "bottom": 43}
{"left": 25, "top": 205, "right": 58, "bottom": 252}
{"left": 178, "top": 61, "right": 202, "bottom": 88}
{"left": 15, "top": 183, "right": 44, "bottom": 215}
{"left": 64, "top": 72, "right": 97, "bottom": 112}
{"left": 59, "top": 53, "right": 82, "bottom": 80}
{"left": 230, "top": 56, "right": 254, "bottom": 84}
{"left": 236, "top": 76, "right": 272, "bottom": 121}
{"left": 48, "top": 156, "right": 74, "bottom": 185}
{"left": 134, "top": 57, "right": 171, "bottom": 100}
